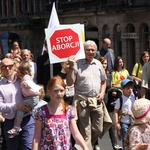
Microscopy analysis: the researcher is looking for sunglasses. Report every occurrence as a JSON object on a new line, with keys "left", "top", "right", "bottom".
{"left": 1, "top": 64, "right": 14, "bottom": 70}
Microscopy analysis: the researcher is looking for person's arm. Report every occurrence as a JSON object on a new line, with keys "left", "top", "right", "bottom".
{"left": 70, "top": 118, "right": 89, "bottom": 150}
{"left": 32, "top": 120, "right": 42, "bottom": 150}
{"left": 0, "top": 94, "right": 31, "bottom": 114}
{"left": 134, "top": 143, "right": 148, "bottom": 150}
{"left": 132, "top": 75, "right": 142, "bottom": 83}
{"left": 114, "top": 109, "right": 121, "bottom": 131}
{"left": 16, "top": 101, "right": 32, "bottom": 112}
{"left": 141, "top": 87, "right": 146, "bottom": 98}
{"left": 66, "top": 55, "right": 76, "bottom": 86}
{"left": 96, "top": 80, "right": 106, "bottom": 102}
{"left": 132, "top": 63, "right": 142, "bottom": 83}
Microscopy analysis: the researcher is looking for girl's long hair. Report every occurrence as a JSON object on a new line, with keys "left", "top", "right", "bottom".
{"left": 47, "top": 76, "right": 68, "bottom": 112}
{"left": 140, "top": 51, "right": 149, "bottom": 66}
{"left": 98, "top": 56, "right": 109, "bottom": 74}
{"left": 113, "top": 56, "right": 125, "bottom": 71}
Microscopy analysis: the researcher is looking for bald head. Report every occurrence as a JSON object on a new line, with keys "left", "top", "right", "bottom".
{"left": 1, "top": 58, "right": 15, "bottom": 80}
{"left": 1, "top": 58, "right": 14, "bottom": 66}
{"left": 102, "top": 38, "right": 111, "bottom": 50}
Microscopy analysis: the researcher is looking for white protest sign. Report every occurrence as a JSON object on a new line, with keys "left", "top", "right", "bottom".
{"left": 45, "top": 24, "right": 85, "bottom": 64}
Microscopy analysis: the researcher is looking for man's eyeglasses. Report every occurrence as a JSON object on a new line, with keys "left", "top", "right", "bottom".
{"left": 85, "top": 49, "right": 96, "bottom": 52}
{"left": 1, "top": 65, "right": 14, "bottom": 70}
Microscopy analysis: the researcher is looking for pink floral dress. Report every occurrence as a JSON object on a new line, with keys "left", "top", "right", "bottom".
{"left": 34, "top": 105, "right": 75, "bottom": 150}
{"left": 128, "top": 124, "right": 150, "bottom": 150}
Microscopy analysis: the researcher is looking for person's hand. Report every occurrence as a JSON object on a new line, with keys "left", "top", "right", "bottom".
{"left": 16, "top": 101, "right": 32, "bottom": 112}
{"left": 68, "top": 55, "right": 76, "bottom": 69}
{"left": 112, "top": 91, "right": 117, "bottom": 96}
{"left": 135, "top": 143, "right": 148, "bottom": 150}
{"left": 21, "top": 81, "right": 30, "bottom": 89}
{"left": 135, "top": 78, "right": 142, "bottom": 83}
{"left": 115, "top": 123, "right": 121, "bottom": 131}
{"left": 0, "top": 114, "right": 5, "bottom": 123}
{"left": 96, "top": 92, "right": 104, "bottom": 103}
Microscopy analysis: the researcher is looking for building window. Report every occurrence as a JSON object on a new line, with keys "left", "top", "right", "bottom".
{"left": 33, "top": 0, "right": 41, "bottom": 14}
{"left": 102, "top": 24, "right": 109, "bottom": 39}
{"left": 18, "top": 0, "right": 29, "bottom": 14}
{"left": 140, "top": 23, "right": 149, "bottom": 52}
{"left": 0, "top": 2, "right": 2, "bottom": 18}
{"left": 113, "top": 24, "right": 122, "bottom": 56}
{"left": 2, "top": 0, "right": 8, "bottom": 17}
{"left": 10, "top": 0, "right": 16, "bottom": 17}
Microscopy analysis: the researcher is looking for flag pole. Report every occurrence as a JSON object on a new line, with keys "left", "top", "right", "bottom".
{"left": 45, "top": 2, "right": 60, "bottom": 78}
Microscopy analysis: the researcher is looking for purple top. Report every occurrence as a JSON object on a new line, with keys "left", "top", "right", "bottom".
{"left": 0, "top": 77, "right": 23, "bottom": 119}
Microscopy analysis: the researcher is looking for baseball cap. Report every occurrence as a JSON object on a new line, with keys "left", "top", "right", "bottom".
{"left": 121, "top": 79, "right": 133, "bottom": 88}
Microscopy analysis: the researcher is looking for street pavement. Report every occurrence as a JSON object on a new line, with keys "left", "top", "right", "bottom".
{"left": 75, "top": 131, "right": 122, "bottom": 150}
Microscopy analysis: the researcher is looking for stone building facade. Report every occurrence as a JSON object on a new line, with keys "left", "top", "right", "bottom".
{"left": 0, "top": 0, "right": 150, "bottom": 72}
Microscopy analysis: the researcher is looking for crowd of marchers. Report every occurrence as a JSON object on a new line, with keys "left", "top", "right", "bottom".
{"left": 0, "top": 38, "right": 150, "bottom": 150}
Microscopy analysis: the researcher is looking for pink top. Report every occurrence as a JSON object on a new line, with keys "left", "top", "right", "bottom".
{"left": 35, "top": 105, "right": 75, "bottom": 150}
{"left": 21, "top": 74, "right": 41, "bottom": 97}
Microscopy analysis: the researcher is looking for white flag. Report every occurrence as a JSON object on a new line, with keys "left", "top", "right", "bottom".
{"left": 48, "top": 2, "right": 60, "bottom": 28}
{"left": 42, "top": 2, "right": 60, "bottom": 78}
{"left": 42, "top": 2, "right": 60, "bottom": 51}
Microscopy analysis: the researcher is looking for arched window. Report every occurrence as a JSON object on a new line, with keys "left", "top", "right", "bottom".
{"left": 113, "top": 24, "right": 122, "bottom": 56}
{"left": 139, "top": 23, "right": 149, "bottom": 52}
{"left": 2, "top": 0, "right": 8, "bottom": 17}
{"left": 102, "top": 24, "right": 109, "bottom": 40}
{"left": 125, "top": 23, "right": 135, "bottom": 73}
{"left": 10, "top": 0, "right": 16, "bottom": 17}
{"left": 86, "top": 25, "right": 99, "bottom": 48}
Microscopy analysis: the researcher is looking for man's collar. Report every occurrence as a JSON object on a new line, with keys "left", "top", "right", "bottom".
{"left": 3, "top": 76, "right": 18, "bottom": 84}
{"left": 83, "top": 58, "right": 96, "bottom": 65}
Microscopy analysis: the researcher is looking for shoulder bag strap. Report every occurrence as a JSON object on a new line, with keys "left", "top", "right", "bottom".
{"left": 136, "top": 63, "right": 140, "bottom": 77}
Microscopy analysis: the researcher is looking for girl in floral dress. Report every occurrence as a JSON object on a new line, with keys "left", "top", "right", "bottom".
{"left": 32, "top": 76, "right": 89, "bottom": 150}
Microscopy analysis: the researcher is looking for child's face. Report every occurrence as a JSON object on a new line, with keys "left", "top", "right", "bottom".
{"left": 122, "top": 84, "right": 133, "bottom": 97}
{"left": 16, "top": 69, "right": 24, "bottom": 79}
{"left": 49, "top": 84, "right": 65, "bottom": 102}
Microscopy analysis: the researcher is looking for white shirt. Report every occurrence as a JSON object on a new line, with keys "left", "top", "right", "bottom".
{"left": 115, "top": 94, "right": 135, "bottom": 124}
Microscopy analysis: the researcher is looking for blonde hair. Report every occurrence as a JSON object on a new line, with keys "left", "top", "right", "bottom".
{"left": 18, "top": 61, "right": 31, "bottom": 76}
{"left": 38, "top": 84, "right": 45, "bottom": 101}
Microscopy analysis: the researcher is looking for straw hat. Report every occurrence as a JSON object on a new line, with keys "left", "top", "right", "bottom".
{"left": 132, "top": 98, "right": 150, "bottom": 124}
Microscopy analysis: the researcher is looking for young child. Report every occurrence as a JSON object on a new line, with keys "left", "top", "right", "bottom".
{"left": 10, "top": 41, "right": 21, "bottom": 56}
{"left": 7, "top": 61, "right": 41, "bottom": 137}
{"left": 114, "top": 79, "right": 135, "bottom": 150}
{"left": 32, "top": 76, "right": 89, "bottom": 150}
{"left": 32, "top": 84, "right": 47, "bottom": 114}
